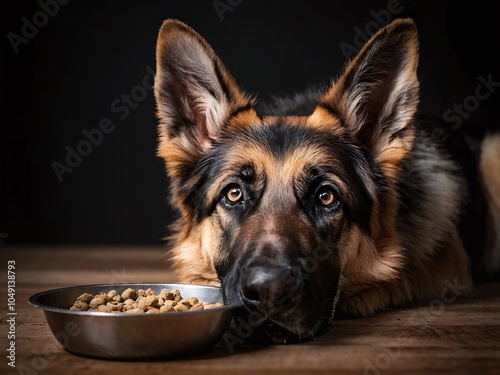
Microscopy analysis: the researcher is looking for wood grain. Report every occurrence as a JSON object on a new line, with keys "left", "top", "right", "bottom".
{"left": 0, "top": 246, "right": 499, "bottom": 375}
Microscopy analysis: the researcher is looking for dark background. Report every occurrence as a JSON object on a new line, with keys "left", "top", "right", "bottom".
{"left": 1, "top": 0, "right": 499, "bottom": 244}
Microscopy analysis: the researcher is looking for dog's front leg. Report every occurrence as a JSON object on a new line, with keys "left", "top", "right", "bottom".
{"left": 337, "top": 281, "right": 412, "bottom": 317}
{"left": 337, "top": 230, "right": 472, "bottom": 318}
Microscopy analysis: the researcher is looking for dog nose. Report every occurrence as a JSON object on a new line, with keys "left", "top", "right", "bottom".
{"left": 241, "top": 265, "right": 301, "bottom": 315}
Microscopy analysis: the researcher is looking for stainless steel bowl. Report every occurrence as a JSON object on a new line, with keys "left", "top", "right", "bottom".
{"left": 28, "top": 283, "right": 241, "bottom": 360}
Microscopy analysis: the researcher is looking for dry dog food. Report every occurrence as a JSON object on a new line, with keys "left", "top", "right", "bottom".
{"left": 69, "top": 288, "right": 223, "bottom": 313}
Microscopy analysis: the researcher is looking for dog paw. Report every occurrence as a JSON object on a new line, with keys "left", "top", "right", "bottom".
{"left": 337, "top": 287, "right": 391, "bottom": 318}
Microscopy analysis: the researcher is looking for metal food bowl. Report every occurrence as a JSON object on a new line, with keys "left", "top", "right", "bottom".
{"left": 28, "top": 283, "right": 241, "bottom": 360}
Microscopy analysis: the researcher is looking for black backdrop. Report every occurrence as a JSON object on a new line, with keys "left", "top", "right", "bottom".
{"left": 1, "top": 0, "right": 499, "bottom": 244}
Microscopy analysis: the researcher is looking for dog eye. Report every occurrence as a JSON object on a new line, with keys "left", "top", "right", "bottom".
{"left": 316, "top": 187, "right": 336, "bottom": 207}
{"left": 226, "top": 186, "right": 244, "bottom": 204}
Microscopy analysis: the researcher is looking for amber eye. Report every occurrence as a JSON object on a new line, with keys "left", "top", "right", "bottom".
{"left": 226, "top": 186, "right": 243, "bottom": 203}
{"left": 317, "top": 188, "right": 335, "bottom": 207}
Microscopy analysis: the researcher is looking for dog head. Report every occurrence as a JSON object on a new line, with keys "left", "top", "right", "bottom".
{"left": 154, "top": 18, "right": 419, "bottom": 342}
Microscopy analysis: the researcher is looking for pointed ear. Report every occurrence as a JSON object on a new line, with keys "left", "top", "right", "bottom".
{"left": 312, "top": 18, "right": 419, "bottom": 180}
{"left": 154, "top": 19, "right": 253, "bottom": 175}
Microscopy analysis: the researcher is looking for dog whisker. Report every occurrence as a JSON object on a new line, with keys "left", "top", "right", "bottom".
{"left": 153, "top": 17, "right": 497, "bottom": 346}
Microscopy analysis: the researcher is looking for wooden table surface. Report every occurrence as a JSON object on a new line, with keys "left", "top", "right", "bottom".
{"left": 1, "top": 246, "right": 499, "bottom": 375}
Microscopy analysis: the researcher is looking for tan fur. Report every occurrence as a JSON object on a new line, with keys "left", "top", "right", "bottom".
{"left": 306, "top": 107, "right": 344, "bottom": 134}
{"left": 315, "top": 19, "right": 419, "bottom": 182}
{"left": 155, "top": 19, "right": 253, "bottom": 191}
{"left": 481, "top": 133, "right": 500, "bottom": 276}
{"left": 169, "top": 219, "right": 220, "bottom": 286}
{"left": 154, "top": 18, "right": 485, "bottom": 324}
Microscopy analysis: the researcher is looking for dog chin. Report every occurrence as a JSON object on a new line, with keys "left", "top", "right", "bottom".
{"left": 246, "top": 318, "right": 327, "bottom": 345}
{"left": 230, "top": 307, "right": 330, "bottom": 345}
{"left": 252, "top": 324, "right": 302, "bottom": 344}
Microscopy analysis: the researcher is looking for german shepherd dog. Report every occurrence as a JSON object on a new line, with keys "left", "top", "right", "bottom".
{"left": 153, "top": 18, "right": 500, "bottom": 343}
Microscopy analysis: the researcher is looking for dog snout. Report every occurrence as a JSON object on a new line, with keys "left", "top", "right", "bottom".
{"left": 241, "top": 265, "right": 302, "bottom": 316}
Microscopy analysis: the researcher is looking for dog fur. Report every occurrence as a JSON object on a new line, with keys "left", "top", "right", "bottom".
{"left": 153, "top": 18, "right": 500, "bottom": 342}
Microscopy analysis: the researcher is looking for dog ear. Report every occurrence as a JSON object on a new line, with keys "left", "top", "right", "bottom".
{"left": 312, "top": 18, "right": 419, "bottom": 180}
{"left": 154, "top": 19, "right": 252, "bottom": 178}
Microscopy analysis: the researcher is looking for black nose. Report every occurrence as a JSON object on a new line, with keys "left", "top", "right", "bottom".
{"left": 241, "top": 265, "right": 302, "bottom": 316}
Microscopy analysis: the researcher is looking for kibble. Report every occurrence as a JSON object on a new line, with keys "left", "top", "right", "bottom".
{"left": 89, "top": 297, "right": 105, "bottom": 309}
{"left": 69, "top": 288, "right": 223, "bottom": 313}
{"left": 121, "top": 288, "right": 137, "bottom": 300}
{"left": 77, "top": 293, "right": 94, "bottom": 304}
{"left": 69, "top": 301, "right": 90, "bottom": 311}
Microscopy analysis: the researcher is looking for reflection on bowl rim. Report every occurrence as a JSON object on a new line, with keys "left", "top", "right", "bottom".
{"left": 28, "top": 282, "right": 240, "bottom": 316}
